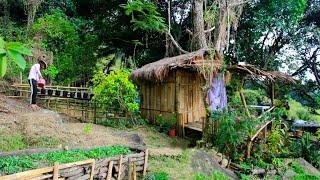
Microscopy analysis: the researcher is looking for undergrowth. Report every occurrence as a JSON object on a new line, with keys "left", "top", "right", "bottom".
{"left": 0, "top": 133, "right": 27, "bottom": 152}
{"left": 0, "top": 145, "right": 131, "bottom": 175}
{"left": 194, "top": 171, "right": 230, "bottom": 180}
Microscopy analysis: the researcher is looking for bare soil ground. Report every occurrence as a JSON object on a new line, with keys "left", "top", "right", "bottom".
{"left": 0, "top": 95, "right": 188, "bottom": 155}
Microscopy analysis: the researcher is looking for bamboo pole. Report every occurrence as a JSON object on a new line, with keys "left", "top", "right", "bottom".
{"left": 117, "top": 155, "right": 123, "bottom": 180}
{"left": 132, "top": 164, "right": 137, "bottom": 180}
{"left": 143, "top": 149, "right": 149, "bottom": 176}
{"left": 270, "top": 82, "right": 275, "bottom": 107}
{"left": 90, "top": 160, "right": 95, "bottom": 180}
{"left": 128, "top": 159, "right": 132, "bottom": 180}
{"left": 53, "top": 162, "right": 59, "bottom": 180}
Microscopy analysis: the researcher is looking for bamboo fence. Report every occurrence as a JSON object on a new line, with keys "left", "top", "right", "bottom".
{"left": 5, "top": 84, "right": 126, "bottom": 123}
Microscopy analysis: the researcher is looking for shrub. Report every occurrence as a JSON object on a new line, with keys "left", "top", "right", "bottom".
{"left": 243, "top": 89, "right": 269, "bottom": 105}
{"left": 207, "top": 110, "right": 259, "bottom": 159}
{"left": 92, "top": 69, "right": 139, "bottom": 119}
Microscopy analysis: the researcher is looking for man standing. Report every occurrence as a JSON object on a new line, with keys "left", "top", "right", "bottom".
{"left": 28, "top": 58, "right": 47, "bottom": 110}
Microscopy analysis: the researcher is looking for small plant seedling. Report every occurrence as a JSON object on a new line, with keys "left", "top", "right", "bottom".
{"left": 83, "top": 123, "right": 93, "bottom": 134}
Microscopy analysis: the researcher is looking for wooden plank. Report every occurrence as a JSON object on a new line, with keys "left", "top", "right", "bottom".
{"left": 59, "top": 159, "right": 95, "bottom": 169}
{"left": 0, "top": 167, "right": 54, "bottom": 180}
{"left": 143, "top": 149, "right": 149, "bottom": 176}
{"left": 30, "top": 174, "right": 53, "bottom": 180}
{"left": 133, "top": 164, "right": 137, "bottom": 180}
{"left": 106, "top": 161, "right": 113, "bottom": 180}
{"left": 90, "top": 160, "right": 95, "bottom": 180}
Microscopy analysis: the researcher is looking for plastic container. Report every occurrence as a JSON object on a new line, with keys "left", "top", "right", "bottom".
{"left": 38, "top": 78, "right": 46, "bottom": 88}
{"left": 48, "top": 89, "right": 53, "bottom": 96}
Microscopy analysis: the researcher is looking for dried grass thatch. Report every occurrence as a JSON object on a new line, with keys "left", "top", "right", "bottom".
{"left": 131, "top": 49, "right": 222, "bottom": 82}
{"left": 228, "top": 64, "right": 295, "bottom": 83}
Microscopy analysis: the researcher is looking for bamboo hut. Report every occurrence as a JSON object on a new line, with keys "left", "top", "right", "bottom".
{"left": 131, "top": 49, "right": 222, "bottom": 136}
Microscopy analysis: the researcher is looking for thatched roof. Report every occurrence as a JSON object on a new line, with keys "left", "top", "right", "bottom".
{"left": 228, "top": 64, "right": 295, "bottom": 83}
{"left": 131, "top": 49, "right": 222, "bottom": 82}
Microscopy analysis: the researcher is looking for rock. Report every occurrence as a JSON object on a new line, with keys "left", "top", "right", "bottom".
{"left": 266, "top": 169, "right": 277, "bottom": 176}
{"left": 221, "top": 159, "right": 229, "bottom": 168}
{"left": 191, "top": 150, "right": 238, "bottom": 180}
{"left": 283, "top": 169, "right": 296, "bottom": 180}
{"left": 216, "top": 153, "right": 223, "bottom": 162}
{"left": 296, "top": 158, "right": 320, "bottom": 176}
{"left": 120, "top": 133, "right": 145, "bottom": 146}
{"left": 252, "top": 168, "right": 265, "bottom": 175}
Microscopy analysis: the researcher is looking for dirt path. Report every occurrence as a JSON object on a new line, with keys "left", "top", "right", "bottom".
{"left": 0, "top": 95, "right": 188, "bottom": 155}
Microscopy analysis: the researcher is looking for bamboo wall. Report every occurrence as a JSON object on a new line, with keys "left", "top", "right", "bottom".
{"left": 140, "top": 71, "right": 176, "bottom": 123}
{"left": 140, "top": 70, "right": 206, "bottom": 129}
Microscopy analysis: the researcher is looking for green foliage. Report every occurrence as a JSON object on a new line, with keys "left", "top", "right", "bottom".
{"left": 156, "top": 114, "right": 165, "bottom": 127}
{"left": 92, "top": 69, "right": 139, "bottom": 117}
{"left": 32, "top": 10, "right": 97, "bottom": 84}
{"left": 43, "top": 64, "right": 59, "bottom": 80}
{"left": 0, "top": 133, "right": 27, "bottom": 152}
{"left": 230, "top": 0, "right": 308, "bottom": 70}
{"left": 0, "top": 145, "right": 131, "bottom": 175}
{"left": 287, "top": 99, "right": 318, "bottom": 121}
{"left": 243, "top": 89, "right": 269, "bottom": 105}
{"left": 0, "top": 37, "right": 32, "bottom": 77}
{"left": 166, "top": 113, "right": 177, "bottom": 129}
{"left": 144, "top": 171, "right": 170, "bottom": 180}
{"left": 267, "top": 121, "right": 287, "bottom": 156}
{"left": 291, "top": 161, "right": 320, "bottom": 180}
{"left": 208, "top": 110, "right": 259, "bottom": 159}
{"left": 0, "top": 156, "right": 36, "bottom": 175}
{"left": 123, "top": 0, "right": 166, "bottom": 32}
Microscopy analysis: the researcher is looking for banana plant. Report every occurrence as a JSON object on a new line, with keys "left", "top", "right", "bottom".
{"left": 0, "top": 37, "right": 33, "bottom": 77}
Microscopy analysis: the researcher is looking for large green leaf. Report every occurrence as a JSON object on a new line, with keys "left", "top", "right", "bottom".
{"left": 0, "top": 48, "right": 5, "bottom": 55}
{"left": 7, "top": 50, "right": 26, "bottom": 70}
{"left": 0, "top": 55, "right": 7, "bottom": 77}
{"left": 7, "top": 42, "right": 32, "bottom": 56}
{"left": 0, "top": 37, "right": 4, "bottom": 48}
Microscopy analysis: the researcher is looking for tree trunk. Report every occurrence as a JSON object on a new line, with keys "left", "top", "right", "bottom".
{"left": 213, "top": 0, "right": 227, "bottom": 54}
{"left": 192, "top": 0, "right": 207, "bottom": 50}
{"left": 3, "top": 0, "right": 9, "bottom": 23}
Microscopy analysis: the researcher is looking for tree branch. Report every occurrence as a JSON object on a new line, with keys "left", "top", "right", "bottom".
{"left": 167, "top": 32, "right": 189, "bottom": 54}
{"left": 204, "top": 27, "right": 215, "bottom": 33}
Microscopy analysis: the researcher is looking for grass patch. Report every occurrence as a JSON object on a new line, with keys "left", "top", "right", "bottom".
{"left": 290, "top": 161, "right": 320, "bottom": 180}
{"left": 148, "top": 151, "right": 193, "bottom": 179}
{"left": 194, "top": 171, "right": 230, "bottom": 180}
{"left": 144, "top": 171, "right": 170, "bottom": 180}
{"left": 26, "top": 135, "right": 64, "bottom": 148}
{"left": 0, "top": 133, "right": 27, "bottom": 152}
{"left": 0, "top": 133, "right": 64, "bottom": 152}
{"left": 0, "top": 145, "right": 131, "bottom": 175}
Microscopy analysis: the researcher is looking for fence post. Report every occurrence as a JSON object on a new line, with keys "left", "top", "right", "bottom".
{"left": 53, "top": 162, "right": 59, "bottom": 180}
{"left": 117, "top": 155, "right": 123, "bottom": 180}
{"left": 143, "top": 149, "right": 149, "bottom": 176}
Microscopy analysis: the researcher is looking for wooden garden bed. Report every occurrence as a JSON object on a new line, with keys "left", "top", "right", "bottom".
{"left": 0, "top": 146, "right": 149, "bottom": 180}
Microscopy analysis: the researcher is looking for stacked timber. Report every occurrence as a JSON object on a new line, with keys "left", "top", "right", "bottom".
{"left": 0, "top": 148, "right": 149, "bottom": 180}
